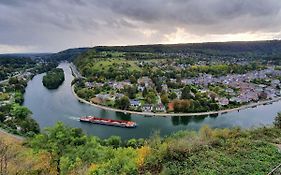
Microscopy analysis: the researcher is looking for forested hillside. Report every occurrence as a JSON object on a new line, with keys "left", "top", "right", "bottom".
{"left": 43, "top": 48, "right": 90, "bottom": 62}
{"left": 94, "top": 40, "right": 281, "bottom": 59}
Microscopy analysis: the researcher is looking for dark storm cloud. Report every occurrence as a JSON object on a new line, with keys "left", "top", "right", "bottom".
{"left": 0, "top": 0, "right": 281, "bottom": 52}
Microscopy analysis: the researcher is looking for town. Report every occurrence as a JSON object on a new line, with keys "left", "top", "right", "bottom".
{"left": 73, "top": 51, "right": 281, "bottom": 114}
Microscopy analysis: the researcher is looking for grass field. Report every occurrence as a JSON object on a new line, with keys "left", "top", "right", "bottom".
{"left": 91, "top": 58, "right": 141, "bottom": 72}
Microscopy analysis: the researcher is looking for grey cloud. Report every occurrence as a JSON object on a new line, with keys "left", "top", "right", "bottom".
{"left": 0, "top": 0, "right": 281, "bottom": 52}
{"left": 96, "top": 0, "right": 281, "bottom": 30}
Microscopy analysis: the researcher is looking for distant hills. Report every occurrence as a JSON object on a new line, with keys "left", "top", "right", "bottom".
{"left": 94, "top": 40, "right": 281, "bottom": 58}
{"left": 42, "top": 48, "right": 90, "bottom": 62}
{"left": 0, "top": 53, "right": 51, "bottom": 60}
{"left": 0, "top": 48, "right": 90, "bottom": 62}
{"left": 1, "top": 40, "right": 281, "bottom": 62}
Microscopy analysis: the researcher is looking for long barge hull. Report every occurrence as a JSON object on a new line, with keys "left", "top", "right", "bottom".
{"left": 80, "top": 116, "right": 137, "bottom": 128}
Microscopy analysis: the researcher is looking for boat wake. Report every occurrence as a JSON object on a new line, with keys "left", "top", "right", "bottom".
{"left": 68, "top": 116, "right": 80, "bottom": 121}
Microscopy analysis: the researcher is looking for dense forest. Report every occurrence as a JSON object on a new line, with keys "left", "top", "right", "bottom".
{"left": 42, "top": 68, "right": 65, "bottom": 89}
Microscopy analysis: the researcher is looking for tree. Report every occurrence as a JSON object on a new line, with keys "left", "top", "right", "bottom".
{"left": 181, "top": 86, "right": 192, "bottom": 99}
{"left": 142, "top": 87, "right": 148, "bottom": 97}
{"left": 28, "top": 122, "right": 86, "bottom": 175}
{"left": 8, "top": 77, "right": 19, "bottom": 85}
{"left": 0, "top": 112, "right": 5, "bottom": 122}
{"left": 11, "top": 104, "right": 32, "bottom": 119}
{"left": 161, "top": 94, "right": 169, "bottom": 105}
{"left": 145, "top": 91, "right": 157, "bottom": 104}
{"left": 259, "top": 92, "right": 268, "bottom": 100}
{"left": 126, "top": 139, "right": 138, "bottom": 148}
{"left": 274, "top": 112, "right": 281, "bottom": 129}
{"left": 129, "top": 75, "right": 137, "bottom": 84}
{"left": 115, "top": 96, "right": 130, "bottom": 110}
{"left": 19, "top": 117, "right": 40, "bottom": 134}
{"left": 124, "top": 85, "right": 137, "bottom": 99}
{"left": 76, "top": 88, "right": 95, "bottom": 100}
{"left": 169, "top": 92, "right": 177, "bottom": 100}
{"left": 105, "top": 136, "right": 122, "bottom": 148}
{"left": 14, "top": 92, "right": 24, "bottom": 104}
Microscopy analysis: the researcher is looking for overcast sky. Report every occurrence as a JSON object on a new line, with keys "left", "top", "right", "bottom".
{"left": 1, "top": 0, "right": 281, "bottom": 53}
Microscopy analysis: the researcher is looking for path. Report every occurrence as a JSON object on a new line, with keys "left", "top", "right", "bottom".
{"left": 0, "top": 128, "right": 24, "bottom": 141}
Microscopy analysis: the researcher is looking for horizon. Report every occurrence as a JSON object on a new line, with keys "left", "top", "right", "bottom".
{"left": 1, "top": 0, "right": 281, "bottom": 53}
{"left": 1, "top": 39, "right": 280, "bottom": 55}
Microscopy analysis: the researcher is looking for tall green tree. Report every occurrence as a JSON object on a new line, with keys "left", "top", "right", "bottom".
{"left": 115, "top": 96, "right": 130, "bottom": 110}
{"left": 11, "top": 104, "right": 32, "bottom": 119}
{"left": 28, "top": 122, "right": 86, "bottom": 175}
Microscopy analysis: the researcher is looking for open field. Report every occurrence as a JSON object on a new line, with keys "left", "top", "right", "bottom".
{"left": 91, "top": 58, "right": 141, "bottom": 72}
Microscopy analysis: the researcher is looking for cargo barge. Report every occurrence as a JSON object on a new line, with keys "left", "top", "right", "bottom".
{"left": 80, "top": 116, "right": 137, "bottom": 128}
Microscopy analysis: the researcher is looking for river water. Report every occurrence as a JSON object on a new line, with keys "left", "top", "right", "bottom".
{"left": 23, "top": 62, "right": 281, "bottom": 139}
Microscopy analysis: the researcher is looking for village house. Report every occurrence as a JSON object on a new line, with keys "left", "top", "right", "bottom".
{"left": 142, "top": 104, "right": 153, "bottom": 112}
{"left": 171, "top": 89, "right": 182, "bottom": 99}
{"left": 137, "top": 85, "right": 145, "bottom": 92}
{"left": 154, "top": 103, "right": 166, "bottom": 112}
{"left": 95, "top": 94, "right": 114, "bottom": 102}
{"left": 161, "top": 84, "right": 169, "bottom": 92}
{"left": 138, "top": 77, "right": 154, "bottom": 88}
{"left": 130, "top": 99, "right": 141, "bottom": 107}
{"left": 218, "top": 97, "right": 229, "bottom": 106}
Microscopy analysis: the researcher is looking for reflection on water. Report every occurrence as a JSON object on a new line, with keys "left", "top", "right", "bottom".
{"left": 171, "top": 115, "right": 212, "bottom": 126}
{"left": 116, "top": 112, "right": 132, "bottom": 121}
{"left": 23, "top": 62, "right": 281, "bottom": 140}
{"left": 209, "top": 113, "right": 219, "bottom": 118}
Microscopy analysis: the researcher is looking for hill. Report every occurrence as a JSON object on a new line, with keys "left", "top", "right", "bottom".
{"left": 42, "top": 47, "right": 90, "bottom": 62}
{"left": 94, "top": 40, "right": 281, "bottom": 58}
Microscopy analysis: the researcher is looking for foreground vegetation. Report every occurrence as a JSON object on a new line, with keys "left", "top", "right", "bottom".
{"left": 43, "top": 68, "right": 65, "bottom": 89}
{"left": 1, "top": 113, "right": 280, "bottom": 175}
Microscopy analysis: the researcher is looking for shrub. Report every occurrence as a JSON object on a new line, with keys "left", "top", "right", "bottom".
{"left": 274, "top": 112, "right": 281, "bottom": 129}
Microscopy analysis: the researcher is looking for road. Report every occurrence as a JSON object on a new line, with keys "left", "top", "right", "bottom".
{"left": 69, "top": 62, "right": 85, "bottom": 79}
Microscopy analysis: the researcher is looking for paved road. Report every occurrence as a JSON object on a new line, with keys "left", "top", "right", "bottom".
{"left": 69, "top": 62, "right": 85, "bottom": 79}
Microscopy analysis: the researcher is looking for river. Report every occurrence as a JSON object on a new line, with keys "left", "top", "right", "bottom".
{"left": 23, "top": 62, "right": 281, "bottom": 140}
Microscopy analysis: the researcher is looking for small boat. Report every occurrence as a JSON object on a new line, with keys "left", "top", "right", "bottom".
{"left": 80, "top": 116, "right": 137, "bottom": 128}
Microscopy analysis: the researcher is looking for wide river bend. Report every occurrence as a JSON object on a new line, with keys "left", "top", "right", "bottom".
{"left": 24, "top": 62, "right": 281, "bottom": 139}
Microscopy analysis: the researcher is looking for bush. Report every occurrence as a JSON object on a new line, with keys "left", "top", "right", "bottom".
{"left": 274, "top": 112, "right": 281, "bottom": 129}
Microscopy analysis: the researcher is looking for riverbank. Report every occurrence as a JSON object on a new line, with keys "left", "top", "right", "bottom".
{"left": 71, "top": 84, "right": 281, "bottom": 117}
